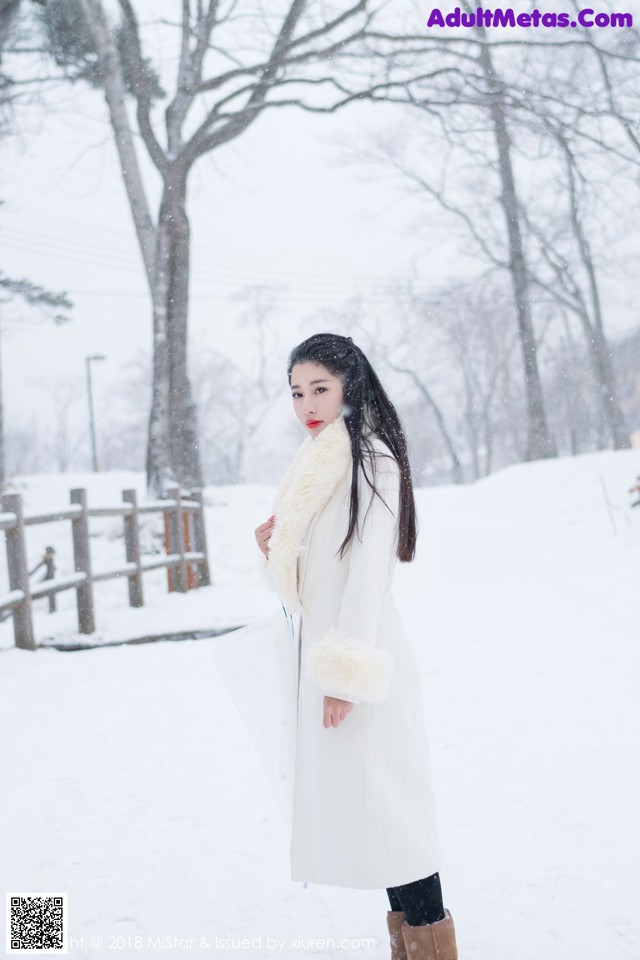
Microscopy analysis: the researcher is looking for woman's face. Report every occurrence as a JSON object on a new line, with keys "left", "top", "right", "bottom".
{"left": 290, "top": 361, "right": 344, "bottom": 435}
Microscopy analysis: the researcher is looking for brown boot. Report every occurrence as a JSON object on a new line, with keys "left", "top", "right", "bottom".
{"left": 386, "top": 910, "right": 408, "bottom": 960}
{"left": 401, "top": 909, "right": 458, "bottom": 959}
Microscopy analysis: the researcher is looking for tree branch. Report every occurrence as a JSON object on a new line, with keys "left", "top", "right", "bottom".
{"left": 185, "top": 0, "right": 308, "bottom": 163}
{"left": 116, "top": 0, "right": 168, "bottom": 170}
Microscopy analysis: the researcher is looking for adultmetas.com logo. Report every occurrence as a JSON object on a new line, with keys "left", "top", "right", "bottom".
{"left": 426, "top": 6, "right": 633, "bottom": 27}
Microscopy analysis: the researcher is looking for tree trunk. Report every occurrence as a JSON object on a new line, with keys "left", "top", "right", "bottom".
{"left": 560, "top": 141, "right": 631, "bottom": 450}
{"left": 387, "top": 361, "right": 464, "bottom": 484}
{"left": 0, "top": 318, "right": 4, "bottom": 487}
{"left": 477, "top": 41, "right": 557, "bottom": 462}
{"left": 145, "top": 207, "right": 174, "bottom": 497}
{"left": 146, "top": 172, "right": 203, "bottom": 494}
{"left": 164, "top": 175, "right": 203, "bottom": 489}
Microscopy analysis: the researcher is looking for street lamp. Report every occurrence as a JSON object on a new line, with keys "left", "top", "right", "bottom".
{"left": 85, "top": 354, "right": 106, "bottom": 472}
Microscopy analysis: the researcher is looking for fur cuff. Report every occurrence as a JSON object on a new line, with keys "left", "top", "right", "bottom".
{"left": 306, "top": 629, "right": 394, "bottom": 704}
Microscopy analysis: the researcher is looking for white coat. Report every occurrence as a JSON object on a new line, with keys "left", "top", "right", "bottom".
{"left": 259, "top": 414, "right": 443, "bottom": 890}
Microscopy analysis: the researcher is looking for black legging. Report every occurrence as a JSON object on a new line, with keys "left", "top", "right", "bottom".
{"left": 386, "top": 871, "right": 445, "bottom": 926}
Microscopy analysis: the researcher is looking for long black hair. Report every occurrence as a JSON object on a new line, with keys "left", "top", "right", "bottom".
{"left": 287, "top": 332, "right": 417, "bottom": 562}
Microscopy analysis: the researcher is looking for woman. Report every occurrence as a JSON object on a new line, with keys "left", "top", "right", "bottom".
{"left": 254, "top": 333, "right": 459, "bottom": 960}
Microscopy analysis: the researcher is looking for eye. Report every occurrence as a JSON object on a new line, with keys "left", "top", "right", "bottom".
{"left": 291, "top": 391, "right": 302, "bottom": 399}
{"left": 315, "top": 387, "right": 327, "bottom": 394}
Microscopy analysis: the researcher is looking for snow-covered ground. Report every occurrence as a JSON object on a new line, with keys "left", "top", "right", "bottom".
{"left": 1, "top": 449, "right": 639, "bottom": 959}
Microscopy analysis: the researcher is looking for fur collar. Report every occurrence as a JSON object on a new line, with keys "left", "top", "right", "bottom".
{"left": 263, "top": 414, "right": 353, "bottom": 613}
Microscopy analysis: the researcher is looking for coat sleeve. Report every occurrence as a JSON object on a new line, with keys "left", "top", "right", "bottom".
{"left": 306, "top": 449, "right": 400, "bottom": 705}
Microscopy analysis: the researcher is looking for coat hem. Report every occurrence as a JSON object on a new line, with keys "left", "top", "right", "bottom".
{"left": 291, "top": 859, "right": 443, "bottom": 890}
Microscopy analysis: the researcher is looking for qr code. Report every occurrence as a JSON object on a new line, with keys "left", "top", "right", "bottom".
{"left": 6, "top": 893, "right": 68, "bottom": 954}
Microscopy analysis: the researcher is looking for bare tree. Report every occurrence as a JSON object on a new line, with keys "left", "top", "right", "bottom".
{"left": 523, "top": 136, "right": 630, "bottom": 448}
{"left": 325, "top": 296, "right": 464, "bottom": 483}
{"left": 94, "top": 351, "right": 150, "bottom": 472}
{"left": 45, "top": 375, "right": 86, "bottom": 471}
{"left": 32, "top": 0, "right": 410, "bottom": 496}
{"left": 192, "top": 347, "right": 248, "bottom": 483}
{"left": 473, "top": 30, "right": 558, "bottom": 460}
{"left": 335, "top": 0, "right": 640, "bottom": 460}
{"left": 322, "top": 274, "right": 565, "bottom": 484}
{"left": 544, "top": 318, "right": 603, "bottom": 456}
{"left": 415, "top": 277, "right": 527, "bottom": 479}
{"left": 0, "top": 0, "right": 20, "bottom": 133}
{"left": 192, "top": 285, "right": 286, "bottom": 482}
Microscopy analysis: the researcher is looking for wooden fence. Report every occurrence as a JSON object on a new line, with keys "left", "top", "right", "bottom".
{"left": 0, "top": 485, "right": 210, "bottom": 651}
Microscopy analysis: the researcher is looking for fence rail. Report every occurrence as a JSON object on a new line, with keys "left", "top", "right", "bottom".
{"left": 0, "top": 485, "right": 210, "bottom": 651}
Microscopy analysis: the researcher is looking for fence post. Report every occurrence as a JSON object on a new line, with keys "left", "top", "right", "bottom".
{"left": 122, "top": 489, "right": 144, "bottom": 608}
{"left": 182, "top": 503, "right": 198, "bottom": 590}
{"left": 70, "top": 488, "right": 95, "bottom": 634}
{"left": 166, "top": 485, "right": 187, "bottom": 592}
{"left": 190, "top": 488, "right": 211, "bottom": 587}
{"left": 2, "top": 493, "right": 35, "bottom": 650}
{"left": 44, "top": 545, "right": 57, "bottom": 613}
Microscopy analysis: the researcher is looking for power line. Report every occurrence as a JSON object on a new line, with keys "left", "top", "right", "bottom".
{"left": 1, "top": 210, "right": 435, "bottom": 288}
{"left": 1, "top": 232, "right": 439, "bottom": 299}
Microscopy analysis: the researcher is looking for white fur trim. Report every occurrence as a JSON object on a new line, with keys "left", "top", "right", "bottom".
{"left": 306, "top": 628, "right": 395, "bottom": 704}
{"left": 264, "top": 415, "right": 352, "bottom": 613}
{"left": 257, "top": 547, "right": 275, "bottom": 591}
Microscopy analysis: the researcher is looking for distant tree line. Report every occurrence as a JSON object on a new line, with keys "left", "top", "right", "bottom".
{"left": 5, "top": 296, "right": 640, "bottom": 486}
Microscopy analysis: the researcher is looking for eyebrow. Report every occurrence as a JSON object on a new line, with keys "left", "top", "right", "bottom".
{"left": 290, "top": 379, "right": 331, "bottom": 390}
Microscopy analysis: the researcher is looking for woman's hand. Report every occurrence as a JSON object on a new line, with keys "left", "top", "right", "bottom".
{"left": 255, "top": 515, "right": 276, "bottom": 557}
{"left": 323, "top": 696, "right": 354, "bottom": 729}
